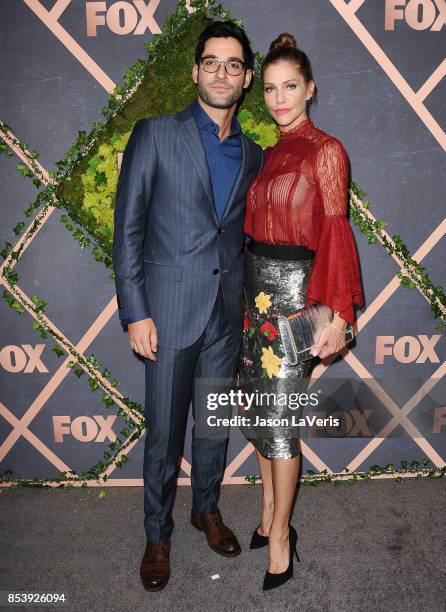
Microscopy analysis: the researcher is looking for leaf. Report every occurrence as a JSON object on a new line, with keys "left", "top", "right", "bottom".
{"left": 16, "top": 163, "right": 33, "bottom": 177}
{"left": 88, "top": 378, "right": 99, "bottom": 391}
{"left": 13, "top": 222, "right": 25, "bottom": 236}
{"left": 52, "top": 346, "right": 64, "bottom": 357}
{"left": 102, "top": 393, "right": 115, "bottom": 408}
{"left": 0, "top": 142, "right": 13, "bottom": 156}
{"left": 94, "top": 171, "right": 107, "bottom": 186}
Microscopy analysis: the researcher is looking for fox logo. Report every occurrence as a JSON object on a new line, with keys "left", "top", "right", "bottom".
{"left": 385, "top": 0, "right": 446, "bottom": 31}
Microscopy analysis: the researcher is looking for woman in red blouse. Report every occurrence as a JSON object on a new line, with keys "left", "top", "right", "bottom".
{"left": 238, "top": 34, "right": 364, "bottom": 590}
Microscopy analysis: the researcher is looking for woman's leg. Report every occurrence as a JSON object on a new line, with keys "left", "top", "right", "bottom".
{"left": 255, "top": 449, "right": 274, "bottom": 536}
{"left": 268, "top": 454, "right": 300, "bottom": 573}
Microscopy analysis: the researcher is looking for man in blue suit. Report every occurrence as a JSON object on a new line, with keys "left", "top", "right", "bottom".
{"left": 112, "top": 21, "right": 263, "bottom": 591}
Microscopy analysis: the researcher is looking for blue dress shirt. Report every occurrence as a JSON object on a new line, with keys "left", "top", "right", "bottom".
{"left": 121, "top": 101, "right": 242, "bottom": 326}
{"left": 191, "top": 99, "right": 242, "bottom": 220}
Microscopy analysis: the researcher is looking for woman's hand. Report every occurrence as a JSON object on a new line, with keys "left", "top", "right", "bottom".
{"left": 310, "top": 313, "right": 348, "bottom": 360}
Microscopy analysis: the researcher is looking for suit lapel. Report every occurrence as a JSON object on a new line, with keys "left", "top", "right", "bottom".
{"left": 175, "top": 105, "right": 216, "bottom": 222}
{"left": 220, "top": 131, "right": 250, "bottom": 222}
{"left": 175, "top": 104, "right": 253, "bottom": 225}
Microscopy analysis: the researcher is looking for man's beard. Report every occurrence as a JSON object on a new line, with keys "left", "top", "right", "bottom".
{"left": 197, "top": 79, "right": 244, "bottom": 109}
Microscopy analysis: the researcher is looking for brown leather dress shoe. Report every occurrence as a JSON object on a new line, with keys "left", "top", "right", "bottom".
{"left": 140, "top": 539, "right": 171, "bottom": 592}
{"left": 191, "top": 509, "right": 241, "bottom": 557}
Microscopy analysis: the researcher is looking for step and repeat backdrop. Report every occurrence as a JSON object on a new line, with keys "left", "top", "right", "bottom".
{"left": 1, "top": 0, "right": 445, "bottom": 485}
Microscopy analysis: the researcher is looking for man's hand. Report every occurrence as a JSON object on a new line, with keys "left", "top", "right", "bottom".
{"left": 128, "top": 318, "right": 158, "bottom": 361}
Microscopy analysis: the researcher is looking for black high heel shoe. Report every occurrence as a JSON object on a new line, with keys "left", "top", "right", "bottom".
{"left": 262, "top": 525, "right": 299, "bottom": 591}
{"left": 249, "top": 525, "right": 269, "bottom": 549}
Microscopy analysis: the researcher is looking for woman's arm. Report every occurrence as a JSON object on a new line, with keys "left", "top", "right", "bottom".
{"left": 307, "top": 137, "right": 363, "bottom": 359}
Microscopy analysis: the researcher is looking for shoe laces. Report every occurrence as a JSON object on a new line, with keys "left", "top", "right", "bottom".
{"left": 147, "top": 542, "right": 169, "bottom": 560}
{"left": 208, "top": 515, "right": 223, "bottom": 527}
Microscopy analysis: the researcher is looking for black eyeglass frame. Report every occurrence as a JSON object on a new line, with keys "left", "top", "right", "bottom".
{"left": 199, "top": 55, "right": 246, "bottom": 76}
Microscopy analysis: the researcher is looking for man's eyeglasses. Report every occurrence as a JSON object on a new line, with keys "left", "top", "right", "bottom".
{"left": 200, "top": 56, "right": 245, "bottom": 76}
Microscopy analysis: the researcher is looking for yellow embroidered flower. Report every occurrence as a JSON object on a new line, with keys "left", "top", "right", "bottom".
{"left": 255, "top": 291, "right": 272, "bottom": 314}
{"left": 261, "top": 346, "right": 281, "bottom": 378}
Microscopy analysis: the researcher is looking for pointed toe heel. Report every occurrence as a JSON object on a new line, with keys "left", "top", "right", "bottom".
{"left": 262, "top": 525, "right": 298, "bottom": 591}
{"left": 250, "top": 525, "right": 269, "bottom": 549}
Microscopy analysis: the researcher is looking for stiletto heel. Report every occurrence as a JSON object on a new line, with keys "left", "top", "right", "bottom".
{"left": 250, "top": 525, "right": 269, "bottom": 549}
{"left": 262, "top": 525, "right": 298, "bottom": 591}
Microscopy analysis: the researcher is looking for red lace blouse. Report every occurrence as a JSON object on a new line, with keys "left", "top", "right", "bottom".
{"left": 244, "top": 116, "right": 364, "bottom": 324}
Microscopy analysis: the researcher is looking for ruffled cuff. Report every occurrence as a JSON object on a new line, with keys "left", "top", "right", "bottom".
{"left": 304, "top": 215, "right": 364, "bottom": 325}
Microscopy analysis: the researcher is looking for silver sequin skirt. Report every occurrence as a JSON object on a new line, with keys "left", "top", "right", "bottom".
{"left": 238, "top": 245, "right": 314, "bottom": 459}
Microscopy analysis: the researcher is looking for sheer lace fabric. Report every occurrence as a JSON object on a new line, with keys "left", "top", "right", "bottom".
{"left": 244, "top": 117, "right": 364, "bottom": 323}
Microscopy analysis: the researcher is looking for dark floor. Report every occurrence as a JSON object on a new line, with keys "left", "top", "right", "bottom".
{"left": 1, "top": 478, "right": 445, "bottom": 611}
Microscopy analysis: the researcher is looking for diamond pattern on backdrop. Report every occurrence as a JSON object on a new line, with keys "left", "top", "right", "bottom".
{"left": 0, "top": 0, "right": 444, "bottom": 485}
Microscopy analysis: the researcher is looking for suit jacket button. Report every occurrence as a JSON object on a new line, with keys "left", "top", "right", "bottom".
{"left": 217, "top": 227, "right": 222, "bottom": 234}
{"left": 213, "top": 268, "right": 219, "bottom": 275}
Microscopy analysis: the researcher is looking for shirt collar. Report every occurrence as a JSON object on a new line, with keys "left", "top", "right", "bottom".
{"left": 192, "top": 99, "right": 241, "bottom": 138}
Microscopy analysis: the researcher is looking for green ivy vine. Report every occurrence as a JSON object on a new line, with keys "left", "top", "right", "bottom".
{"left": 245, "top": 460, "right": 445, "bottom": 486}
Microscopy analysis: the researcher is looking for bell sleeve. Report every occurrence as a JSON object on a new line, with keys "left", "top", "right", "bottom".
{"left": 304, "top": 137, "right": 364, "bottom": 324}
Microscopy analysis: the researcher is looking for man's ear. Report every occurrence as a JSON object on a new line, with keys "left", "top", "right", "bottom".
{"left": 192, "top": 63, "right": 198, "bottom": 85}
{"left": 243, "top": 68, "right": 253, "bottom": 90}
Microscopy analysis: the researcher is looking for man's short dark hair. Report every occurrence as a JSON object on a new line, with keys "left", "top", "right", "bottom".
{"left": 194, "top": 21, "right": 254, "bottom": 71}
